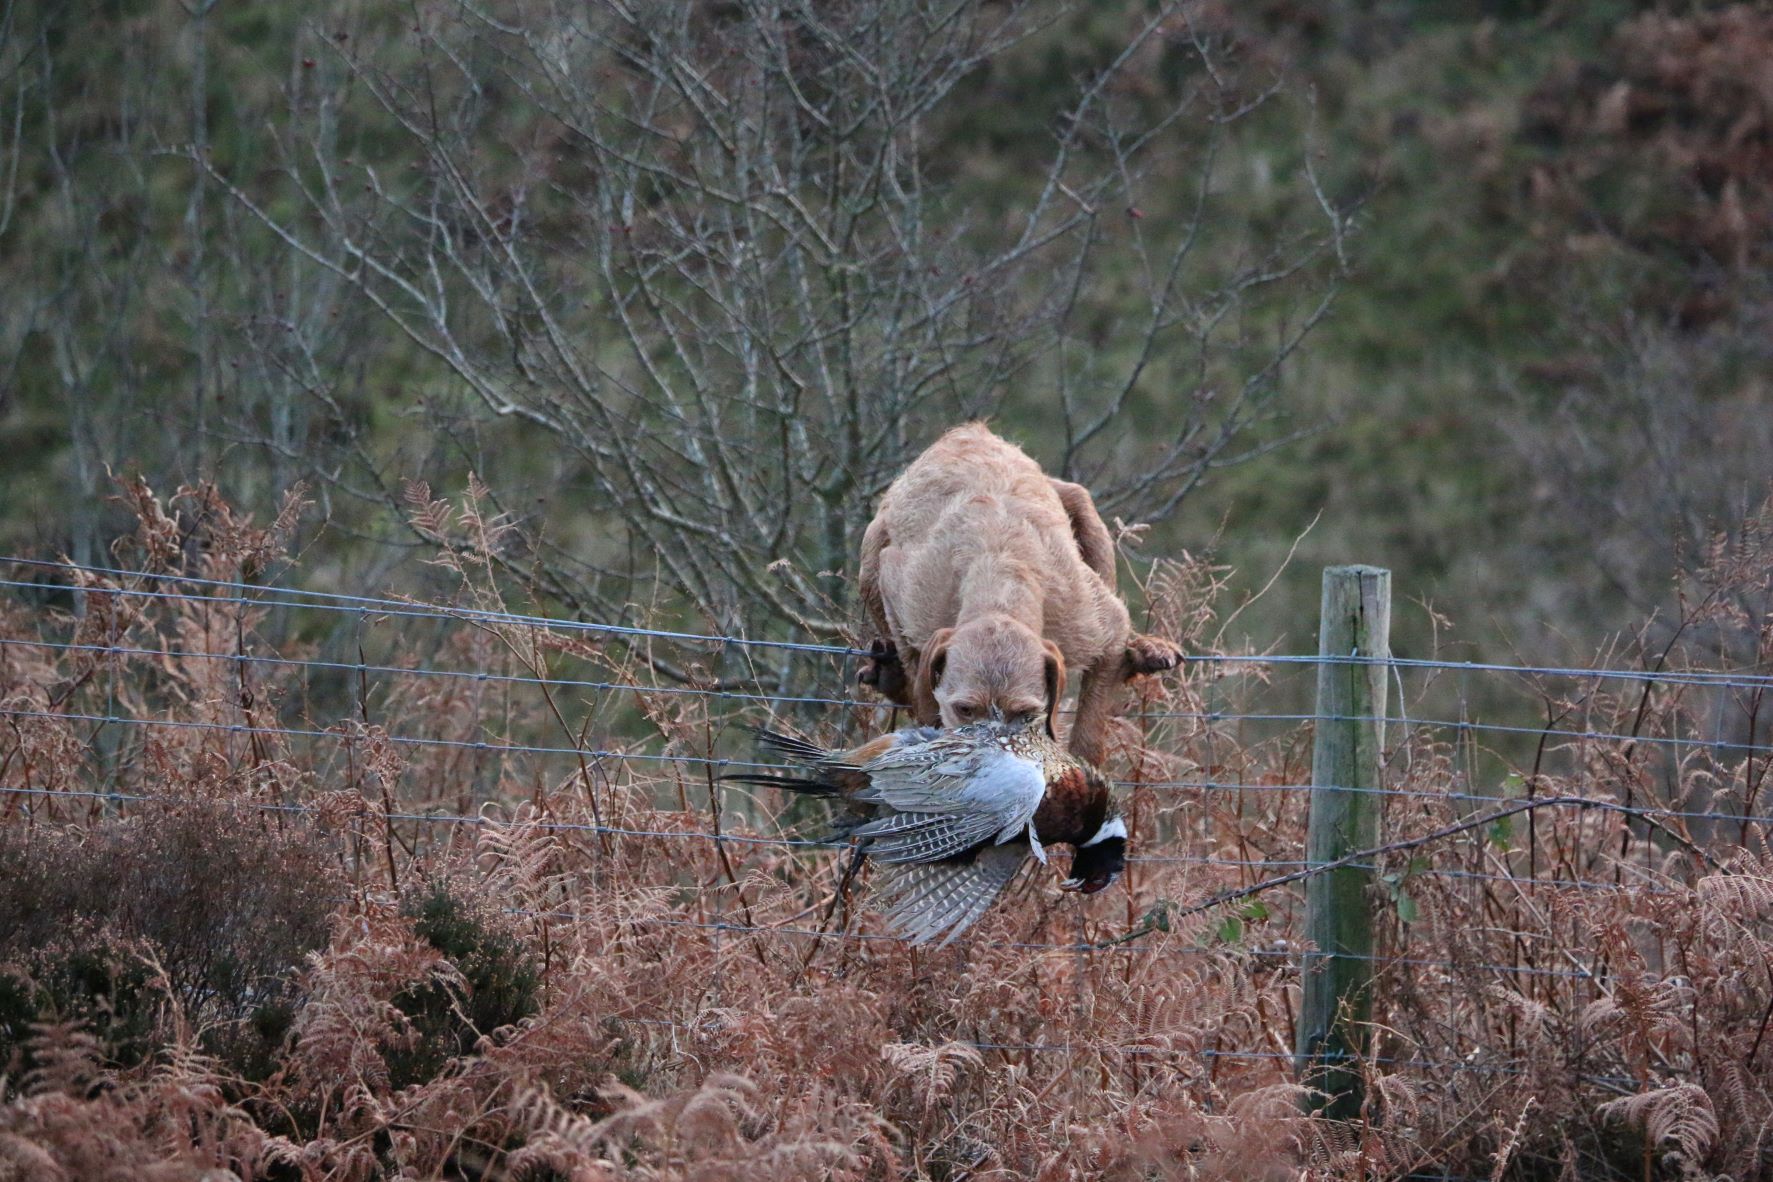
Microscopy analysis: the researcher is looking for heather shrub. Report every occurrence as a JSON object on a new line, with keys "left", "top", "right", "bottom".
{"left": 0, "top": 804, "right": 341, "bottom": 1087}
{"left": 0, "top": 929, "right": 159, "bottom": 1083}
{"left": 388, "top": 878, "right": 542, "bottom": 1090}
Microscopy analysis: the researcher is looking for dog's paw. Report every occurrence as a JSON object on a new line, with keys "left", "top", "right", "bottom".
{"left": 1125, "top": 633, "right": 1183, "bottom": 676}
{"left": 857, "top": 636, "right": 907, "bottom": 695}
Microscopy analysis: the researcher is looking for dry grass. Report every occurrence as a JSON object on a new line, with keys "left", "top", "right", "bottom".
{"left": 2, "top": 481, "right": 1772, "bottom": 1180}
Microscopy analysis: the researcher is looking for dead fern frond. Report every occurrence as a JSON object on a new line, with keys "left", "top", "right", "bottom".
{"left": 1599, "top": 1084, "right": 1719, "bottom": 1169}
{"left": 880, "top": 1041, "right": 982, "bottom": 1110}
{"left": 1490, "top": 1096, "right": 1535, "bottom": 1181}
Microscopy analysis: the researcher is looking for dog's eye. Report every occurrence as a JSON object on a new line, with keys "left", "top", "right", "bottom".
{"left": 953, "top": 703, "right": 979, "bottom": 721}
{"left": 1009, "top": 709, "right": 1037, "bottom": 726}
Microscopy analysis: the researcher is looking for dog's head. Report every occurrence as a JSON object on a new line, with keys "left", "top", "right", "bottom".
{"left": 912, "top": 615, "right": 1066, "bottom": 738}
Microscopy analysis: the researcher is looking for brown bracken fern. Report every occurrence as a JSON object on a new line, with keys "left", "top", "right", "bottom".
{"left": 2, "top": 482, "right": 1773, "bottom": 1179}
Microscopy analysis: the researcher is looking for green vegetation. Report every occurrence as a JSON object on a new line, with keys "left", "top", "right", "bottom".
{"left": 0, "top": 805, "right": 340, "bottom": 1084}
{"left": 2, "top": 1, "right": 1768, "bottom": 668}
{"left": 0, "top": 932, "right": 162, "bottom": 1080}
{"left": 390, "top": 880, "right": 542, "bottom": 1090}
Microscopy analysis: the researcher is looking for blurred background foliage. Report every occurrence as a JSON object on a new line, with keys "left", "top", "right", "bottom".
{"left": 1, "top": 0, "right": 1769, "bottom": 672}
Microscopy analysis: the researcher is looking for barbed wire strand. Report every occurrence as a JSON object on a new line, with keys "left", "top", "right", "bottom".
{"left": 598, "top": 1014, "right": 1641, "bottom": 1090}
{"left": 509, "top": 906, "right": 1612, "bottom": 982}
{"left": 1141, "top": 708, "right": 1773, "bottom": 755}
{"left": 0, "top": 635, "right": 879, "bottom": 710}
{"left": 12, "top": 634, "right": 1771, "bottom": 754}
{"left": 0, "top": 704, "right": 784, "bottom": 770}
{"left": 2, "top": 776, "right": 1628, "bottom": 983}
{"left": 0, "top": 780, "right": 1678, "bottom": 895}
{"left": 1, "top": 565, "right": 868, "bottom": 656}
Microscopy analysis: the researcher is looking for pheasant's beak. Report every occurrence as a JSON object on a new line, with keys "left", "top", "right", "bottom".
{"left": 1080, "top": 871, "right": 1121, "bottom": 895}
{"left": 1058, "top": 877, "right": 1085, "bottom": 892}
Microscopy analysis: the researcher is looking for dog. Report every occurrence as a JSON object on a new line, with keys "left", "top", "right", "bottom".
{"left": 856, "top": 423, "right": 1181, "bottom": 765}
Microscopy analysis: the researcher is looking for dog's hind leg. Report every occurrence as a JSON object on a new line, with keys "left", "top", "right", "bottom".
{"left": 1053, "top": 478, "right": 1184, "bottom": 680}
{"left": 1050, "top": 478, "right": 1119, "bottom": 585}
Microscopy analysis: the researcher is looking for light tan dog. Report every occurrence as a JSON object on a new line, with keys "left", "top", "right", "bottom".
{"left": 857, "top": 423, "right": 1181, "bottom": 765}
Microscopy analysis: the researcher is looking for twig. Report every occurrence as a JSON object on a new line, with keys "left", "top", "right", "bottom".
{"left": 1098, "top": 794, "right": 1726, "bottom": 950}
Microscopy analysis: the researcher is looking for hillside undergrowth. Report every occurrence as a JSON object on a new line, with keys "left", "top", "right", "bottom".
{"left": 2, "top": 483, "right": 1772, "bottom": 1179}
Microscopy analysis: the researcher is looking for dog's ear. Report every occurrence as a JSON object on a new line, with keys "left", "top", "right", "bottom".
{"left": 911, "top": 627, "right": 955, "bottom": 726}
{"left": 1041, "top": 639, "right": 1067, "bottom": 741}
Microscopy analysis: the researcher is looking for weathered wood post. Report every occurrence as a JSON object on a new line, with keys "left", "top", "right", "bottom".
{"left": 1296, "top": 564, "right": 1390, "bottom": 1120}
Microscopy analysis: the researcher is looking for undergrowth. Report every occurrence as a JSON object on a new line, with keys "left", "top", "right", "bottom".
{"left": 1, "top": 479, "right": 1771, "bottom": 1180}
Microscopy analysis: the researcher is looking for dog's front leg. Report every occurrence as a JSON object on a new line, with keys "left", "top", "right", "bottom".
{"left": 855, "top": 519, "right": 916, "bottom": 706}
{"left": 1067, "top": 657, "right": 1128, "bottom": 767}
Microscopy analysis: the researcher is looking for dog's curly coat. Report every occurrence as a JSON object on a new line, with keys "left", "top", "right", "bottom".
{"left": 857, "top": 423, "right": 1181, "bottom": 765}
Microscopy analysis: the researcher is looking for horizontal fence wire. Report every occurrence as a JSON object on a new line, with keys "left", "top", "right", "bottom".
{"left": 0, "top": 780, "right": 1696, "bottom": 984}
{"left": 1205, "top": 652, "right": 1773, "bottom": 690}
{"left": 0, "top": 634, "right": 880, "bottom": 710}
{"left": 511, "top": 906, "right": 1612, "bottom": 982}
{"left": 11, "top": 633, "right": 1771, "bottom": 764}
{"left": 12, "top": 626, "right": 1772, "bottom": 750}
{"left": 611, "top": 1011, "right": 1632, "bottom": 1084}
{"left": 0, "top": 563, "right": 869, "bottom": 657}
{"left": 8, "top": 558, "right": 1773, "bottom": 688}
{"left": 0, "top": 781, "right": 1679, "bottom": 902}
{"left": 7, "top": 703, "right": 1773, "bottom": 824}
{"left": 0, "top": 705, "right": 780, "bottom": 770}
{"left": 1142, "top": 708, "right": 1773, "bottom": 755}
{"left": 549, "top": 1010, "right": 1644, "bottom": 1099}
{"left": 0, "top": 785, "right": 822, "bottom": 847}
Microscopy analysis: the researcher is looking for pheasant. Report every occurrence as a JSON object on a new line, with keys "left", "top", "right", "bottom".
{"left": 724, "top": 721, "right": 1126, "bottom": 946}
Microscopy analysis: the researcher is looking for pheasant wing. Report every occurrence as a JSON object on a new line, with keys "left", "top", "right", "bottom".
{"left": 852, "top": 736, "right": 1045, "bottom": 855}
{"left": 848, "top": 809, "right": 1002, "bottom": 863}
{"left": 873, "top": 842, "right": 1029, "bottom": 946}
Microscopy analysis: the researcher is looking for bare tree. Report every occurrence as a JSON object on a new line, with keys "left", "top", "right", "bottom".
{"left": 205, "top": 0, "right": 1343, "bottom": 653}
{"left": 1511, "top": 301, "right": 1773, "bottom": 635}
{"left": 0, "top": 2, "right": 372, "bottom": 574}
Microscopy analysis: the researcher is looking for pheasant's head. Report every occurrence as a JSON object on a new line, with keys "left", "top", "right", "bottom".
{"left": 1060, "top": 812, "right": 1127, "bottom": 894}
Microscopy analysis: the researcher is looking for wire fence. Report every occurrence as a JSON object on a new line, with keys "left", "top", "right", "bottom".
{"left": 0, "top": 778, "right": 1689, "bottom": 902}
{"left": 4, "top": 564, "right": 1761, "bottom": 854}
{"left": 3, "top": 555, "right": 1767, "bottom": 1096}
{"left": 603, "top": 1007, "right": 1638, "bottom": 1086}
{"left": 9, "top": 695, "right": 1772, "bottom": 825}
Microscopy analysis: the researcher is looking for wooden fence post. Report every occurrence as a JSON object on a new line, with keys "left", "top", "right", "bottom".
{"left": 1296, "top": 564, "right": 1391, "bottom": 1120}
